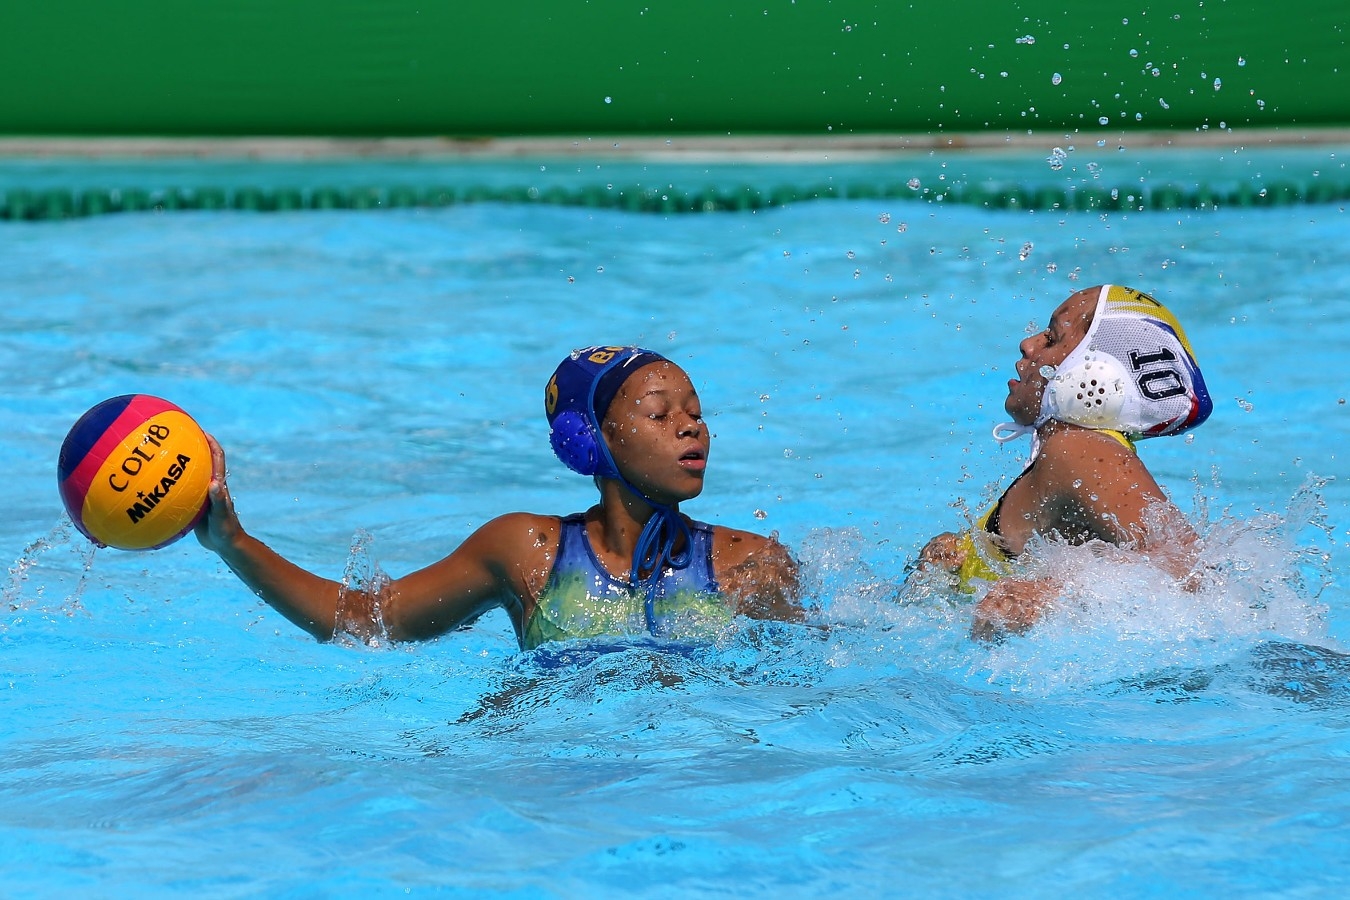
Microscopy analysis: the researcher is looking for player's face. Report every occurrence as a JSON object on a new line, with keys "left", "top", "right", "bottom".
{"left": 602, "top": 361, "right": 710, "bottom": 505}
{"left": 1005, "top": 288, "right": 1097, "bottom": 425}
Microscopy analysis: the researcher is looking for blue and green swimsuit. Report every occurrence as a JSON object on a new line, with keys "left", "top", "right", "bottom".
{"left": 522, "top": 513, "right": 734, "bottom": 650}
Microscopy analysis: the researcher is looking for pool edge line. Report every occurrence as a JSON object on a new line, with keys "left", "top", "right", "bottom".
{"left": 2, "top": 128, "right": 1349, "bottom": 162}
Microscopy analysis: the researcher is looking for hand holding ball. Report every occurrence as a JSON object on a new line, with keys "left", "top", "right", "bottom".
{"left": 57, "top": 395, "right": 212, "bottom": 550}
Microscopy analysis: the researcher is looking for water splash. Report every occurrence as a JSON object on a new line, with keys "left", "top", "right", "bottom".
{"left": 975, "top": 476, "right": 1337, "bottom": 693}
{"left": 3, "top": 518, "right": 99, "bottom": 630}
{"left": 333, "top": 528, "right": 392, "bottom": 647}
{"left": 803, "top": 477, "right": 1340, "bottom": 697}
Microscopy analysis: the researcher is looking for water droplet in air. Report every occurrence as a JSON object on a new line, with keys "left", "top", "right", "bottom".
{"left": 1238, "top": 57, "right": 1246, "bottom": 66}
{"left": 1019, "top": 242, "right": 1034, "bottom": 261}
{"left": 1213, "top": 77, "right": 1222, "bottom": 91}
{"left": 907, "top": 177, "right": 922, "bottom": 191}
{"left": 754, "top": 509, "right": 768, "bottom": 520}
{"left": 1051, "top": 72, "right": 1063, "bottom": 86}
{"left": 1099, "top": 116, "right": 1110, "bottom": 125}
{"left": 846, "top": 250, "right": 856, "bottom": 259}
{"left": 1016, "top": 34, "right": 1036, "bottom": 44}
{"left": 1039, "top": 365, "right": 1056, "bottom": 378}
{"left": 1130, "top": 49, "right": 1139, "bottom": 58}
{"left": 879, "top": 212, "right": 891, "bottom": 224}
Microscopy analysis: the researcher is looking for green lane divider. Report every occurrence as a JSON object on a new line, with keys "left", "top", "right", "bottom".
{"left": 2, "top": 178, "right": 1347, "bottom": 221}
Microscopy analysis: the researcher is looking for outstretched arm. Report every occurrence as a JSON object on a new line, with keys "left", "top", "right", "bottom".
{"left": 195, "top": 435, "right": 548, "bottom": 643}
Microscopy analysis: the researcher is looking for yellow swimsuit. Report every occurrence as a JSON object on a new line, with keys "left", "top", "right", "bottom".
{"left": 954, "top": 429, "right": 1136, "bottom": 593}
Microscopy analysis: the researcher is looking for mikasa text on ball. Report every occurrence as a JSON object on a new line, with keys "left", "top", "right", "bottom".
{"left": 57, "top": 394, "right": 212, "bottom": 550}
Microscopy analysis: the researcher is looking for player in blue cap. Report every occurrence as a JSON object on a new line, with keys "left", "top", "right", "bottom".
{"left": 195, "top": 346, "right": 801, "bottom": 649}
{"left": 915, "top": 285, "right": 1213, "bottom": 638}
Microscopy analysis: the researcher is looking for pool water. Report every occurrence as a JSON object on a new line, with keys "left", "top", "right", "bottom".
{"left": 3, "top": 151, "right": 1349, "bottom": 896}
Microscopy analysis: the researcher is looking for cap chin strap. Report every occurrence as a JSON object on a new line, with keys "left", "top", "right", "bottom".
{"left": 992, "top": 421, "right": 1036, "bottom": 444}
{"left": 621, "top": 485, "right": 695, "bottom": 633}
{"left": 992, "top": 419, "right": 1046, "bottom": 470}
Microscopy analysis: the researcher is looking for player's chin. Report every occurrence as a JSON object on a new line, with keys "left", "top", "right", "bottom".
{"left": 669, "top": 472, "right": 706, "bottom": 503}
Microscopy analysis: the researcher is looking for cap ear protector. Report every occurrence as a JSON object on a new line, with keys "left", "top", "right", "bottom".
{"left": 548, "top": 408, "right": 610, "bottom": 477}
{"left": 545, "top": 346, "right": 667, "bottom": 478}
{"left": 1043, "top": 352, "right": 1132, "bottom": 429}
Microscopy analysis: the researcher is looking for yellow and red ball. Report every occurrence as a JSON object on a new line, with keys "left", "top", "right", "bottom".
{"left": 57, "top": 395, "right": 211, "bottom": 550}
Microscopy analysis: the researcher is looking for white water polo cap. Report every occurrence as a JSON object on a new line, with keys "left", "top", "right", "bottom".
{"left": 1040, "top": 285, "right": 1212, "bottom": 439}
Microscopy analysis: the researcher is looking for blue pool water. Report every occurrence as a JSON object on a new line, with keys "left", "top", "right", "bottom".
{"left": 3, "top": 149, "right": 1349, "bottom": 896}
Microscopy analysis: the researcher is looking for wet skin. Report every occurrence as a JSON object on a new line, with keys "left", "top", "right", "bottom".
{"left": 196, "top": 360, "right": 802, "bottom": 646}
{"left": 918, "top": 286, "right": 1200, "bottom": 638}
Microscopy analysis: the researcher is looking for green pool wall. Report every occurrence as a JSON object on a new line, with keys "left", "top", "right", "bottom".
{"left": 1, "top": 1, "right": 1345, "bottom": 138}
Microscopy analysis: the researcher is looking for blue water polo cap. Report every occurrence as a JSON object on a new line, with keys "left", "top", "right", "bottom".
{"left": 545, "top": 346, "right": 668, "bottom": 478}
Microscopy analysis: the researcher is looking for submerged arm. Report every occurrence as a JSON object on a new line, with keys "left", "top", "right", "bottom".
{"left": 714, "top": 528, "right": 805, "bottom": 622}
{"left": 972, "top": 427, "right": 1200, "bottom": 638}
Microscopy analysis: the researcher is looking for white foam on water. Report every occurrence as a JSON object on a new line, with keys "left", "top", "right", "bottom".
{"left": 798, "top": 476, "right": 1339, "bottom": 696}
